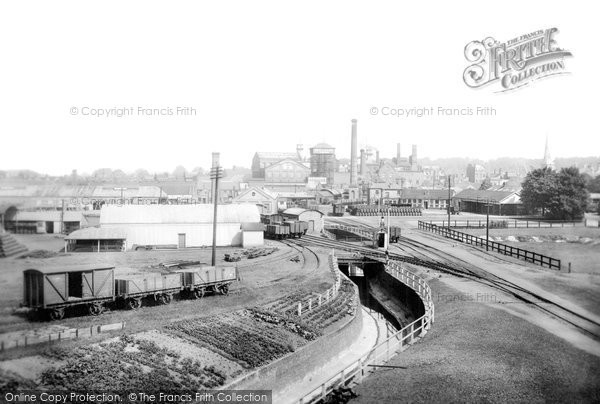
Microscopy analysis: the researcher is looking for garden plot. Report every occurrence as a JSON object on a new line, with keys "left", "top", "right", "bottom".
{"left": 164, "top": 310, "right": 320, "bottom": 369}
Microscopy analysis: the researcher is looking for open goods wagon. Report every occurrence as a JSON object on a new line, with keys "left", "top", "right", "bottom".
{"left": 264, "top": 221, "right": 308, "bottom": 239}
{"left": 175, "top": 265, "right": 237, "bottom": 298}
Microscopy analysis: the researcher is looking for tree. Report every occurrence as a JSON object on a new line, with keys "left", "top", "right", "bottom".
{"left": 546, "top": 167, "right": 589, "bottom": 220}
{"left": 521, "top": 167, "right": 588, "bottom": 220}
{"left": 134, "top": 168, "right": 150, "bottom": 180}
{"left": 172, "top": 165, "right": 187, "bottom": 179}
{"left": 585, "top": 174, "right": 600, "bottom": 193}
{"left": 479, "top": 177, "right": 492, "bottom": 190}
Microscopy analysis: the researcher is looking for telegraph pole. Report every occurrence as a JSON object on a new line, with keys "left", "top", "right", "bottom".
{"left": 210, "top": 152, "right": 223, "bottom": 266}
{"left": 447, "top": 175, "right": 451, "bottom": 230}
{"left": 486, "top": 199, "right": 490, "bottom": 251}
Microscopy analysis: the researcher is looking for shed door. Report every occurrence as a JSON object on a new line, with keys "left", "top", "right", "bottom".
{"left": 178, "top": 233, "right": 186, "bottom": 249}
{"left": 308, "top": 220, "right": 314, "bottom": 232}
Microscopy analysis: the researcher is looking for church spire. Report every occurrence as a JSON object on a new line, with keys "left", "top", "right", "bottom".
{"left": 543, "top": 135, "right": 555, "bottom": 170}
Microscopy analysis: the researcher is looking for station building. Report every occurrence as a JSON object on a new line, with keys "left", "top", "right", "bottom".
{"left": 453, "top": 189, "right": 523, "bottom": 216}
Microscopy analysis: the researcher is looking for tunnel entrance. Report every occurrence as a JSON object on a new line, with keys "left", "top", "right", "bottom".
{"left": 339, "top": 262, "right": 401, "bottom": 332}
{"left": 339, "top": 260, "right": 425, "bottom": 332}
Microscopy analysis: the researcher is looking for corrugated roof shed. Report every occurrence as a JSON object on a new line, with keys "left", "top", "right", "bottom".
{"left": 453, "top": 189, "right": 520, "bottom": 203}
{"left": 65, "top": 227, "right": 127, "bottom": 240}
{"left": 100, "top": 204, "right": 260, "bottom": 224}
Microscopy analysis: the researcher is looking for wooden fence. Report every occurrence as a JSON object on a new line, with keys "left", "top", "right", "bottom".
{"left": 296, "top": 252, "right": 341, "bottom": 316}
{"left": 428, "top": 219, "right": 593, "bottom": 229}
{"left": 418, "top": 221, "right": 561, "bottom": 270}
{"left": 0, "top": 321, "right": 127, "bottom": 352}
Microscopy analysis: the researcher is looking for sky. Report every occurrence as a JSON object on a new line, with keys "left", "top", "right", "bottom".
{"left": 0, "top": 1, "right": 598, "bottom": 176}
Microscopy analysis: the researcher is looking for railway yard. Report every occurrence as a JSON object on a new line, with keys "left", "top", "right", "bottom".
{"left": 0, "top": 211, "right": 599, "bottom": 402}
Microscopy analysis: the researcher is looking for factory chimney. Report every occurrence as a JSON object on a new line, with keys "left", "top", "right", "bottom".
{"left": 410, "top": 144, "right": 417, "bottom": 166}
{"left": 376, "top": 150, "right": 380, "bottom": 165}
{"left": 396, "top": 143, "right": 401, "bottom": 166}
{"left": 350, "top": 119, "right": 358, "bottom": 186}
{"left": 296, "top": 144, "right": 304, "bottom": 161}
{"left": 360, "top": 149, "right": 366, "bottom": 176}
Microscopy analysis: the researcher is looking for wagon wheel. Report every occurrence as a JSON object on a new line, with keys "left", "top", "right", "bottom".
{"left": 194, "top": 288, "right": 205, "bottom": 299}
{"left": 48, "top": 308, "right": 65, "bottom": 321}
{"left": 88, "top": 303, "right": 104, "bottom": 316}
{"left": 126, "top": 297, "right": 141, "bottom": 310}
{"left": 219, "top": 284, "right": 230, "bottom": 295}
{"left": 157, "top": 294, "right": 172, "bottom": 305}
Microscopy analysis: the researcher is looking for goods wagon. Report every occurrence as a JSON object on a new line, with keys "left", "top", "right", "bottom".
{"left": 23, "top": 263, "right": 239, "bottom": 320}
{"left": 115, "top": 273, "right": 183, "bottom": 308}
{"left": 176, "top": 265, "right": 237, "bottom": 298}
{"left": 389, "top": 226, "right": 401, "bottom": 243}
{"left": 283, "top": 220, "right": 308, "bottom": 237}
{"left": 265, "top": 223, "right": 290, "bottom": 239}
{"left": 264, "top": 221, "right": 308, "bottom": 239}
{"left": 23, "top": 265, "right": 115, "bottom": 320}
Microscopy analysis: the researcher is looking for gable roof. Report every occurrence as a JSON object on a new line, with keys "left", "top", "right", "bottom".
{"left": 234, "top": 187, "right": 279, "bottom": 201}
{"left": 264, "top": 158, "right": 310, "bottom": 171}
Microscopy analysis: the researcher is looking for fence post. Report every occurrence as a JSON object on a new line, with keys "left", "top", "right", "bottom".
{"left": 568, "top": 262, "right": 571, "bottom": 273}
{"left": 297, "top": 302, "right": 302, "bottom": 316}
{"left": 308, "top": 298, "right": 312, "bottom": 311}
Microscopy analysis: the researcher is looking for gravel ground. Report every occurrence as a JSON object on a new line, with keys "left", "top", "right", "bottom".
{"left": 353, "top": 279, "right": 600, "bottom": 403}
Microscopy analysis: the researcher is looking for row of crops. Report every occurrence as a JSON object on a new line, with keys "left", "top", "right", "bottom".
{"left": 164, "top": 309, "right": 321, "bottom": 369}
{"left": 14, "top": 335, "right": 229, "bottom": 393}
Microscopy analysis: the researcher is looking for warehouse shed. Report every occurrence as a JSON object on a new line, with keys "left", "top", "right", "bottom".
{"left": 281, "top": 208, "right": 324, "bottom": 233}
{"left": 240, "top": 222, "right": 265, "bottom": 248}
{"left": 65, "top": 227, "right": 127, "bottom": 252}
{"left": 99, "top": 204, "right": 260, "bottom": 250}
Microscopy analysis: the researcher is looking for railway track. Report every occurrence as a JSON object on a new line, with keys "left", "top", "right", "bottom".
{"left": 298, "top": 233, "right": 600, "bottom": 340}
{"left": 279, "top": 239, "right": 321, "bottom": 272}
